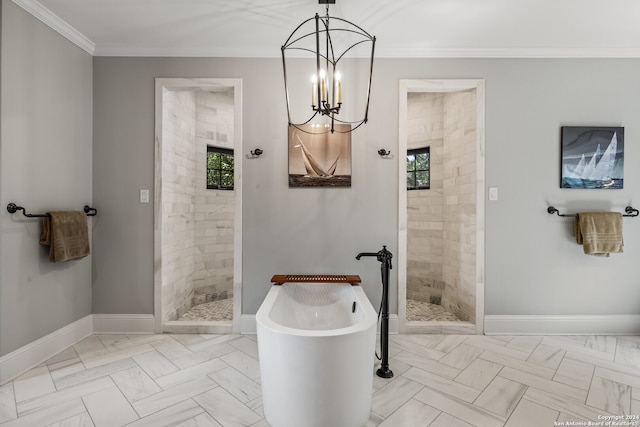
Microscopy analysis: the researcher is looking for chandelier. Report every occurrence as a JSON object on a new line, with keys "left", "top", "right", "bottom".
{"left": 281, "top": 0, "right": 376, "bottom": 133}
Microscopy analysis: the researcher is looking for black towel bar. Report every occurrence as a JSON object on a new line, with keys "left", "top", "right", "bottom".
{"left": 547, "top": 206, "right": 639, "bottom": 218}
{"left": 6, "top": 203, "right": 97, "bottom": 217}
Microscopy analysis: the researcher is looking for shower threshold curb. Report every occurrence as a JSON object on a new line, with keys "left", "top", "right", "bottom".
{"left": 163, "top": 320, "right": 232, "bottom": 334}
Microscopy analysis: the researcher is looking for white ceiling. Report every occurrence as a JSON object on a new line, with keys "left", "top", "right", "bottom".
{"left": 14, "top": 0, "right": 640, "bottom": 58}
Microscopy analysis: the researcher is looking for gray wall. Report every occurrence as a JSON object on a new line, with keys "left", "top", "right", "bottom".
{"left": 92, "top": 57, "right": 397, "bottom": 314}
{"left": 482, "top": 59, "right": 640, "bottom": 315}
{"left": 93, "top": 57, "right": 640, "bottom": 318}
{"left": 0, "top": 1, "right": 93, "bottom": 355}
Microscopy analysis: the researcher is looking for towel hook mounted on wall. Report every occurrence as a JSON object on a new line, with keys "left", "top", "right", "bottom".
{"left": 247, "top": 148, "right": 263, "bottom": 158}
{"left": 7, "top": 203, "right": 97, "bottom": 217}
{"left": 547, "top": 206, "right": 639, "bottom": 218}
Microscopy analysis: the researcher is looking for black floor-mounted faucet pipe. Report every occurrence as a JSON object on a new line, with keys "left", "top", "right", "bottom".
{"left": 356, "top": 245, "right": 394, "bottom": 379}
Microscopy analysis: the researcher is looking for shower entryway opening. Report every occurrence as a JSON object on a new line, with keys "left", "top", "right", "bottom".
{"left": 398, "top": 79, "right": 485, "bottom": 334}
{"left": 154, "top": 78, "right": 243, "bottom": 334}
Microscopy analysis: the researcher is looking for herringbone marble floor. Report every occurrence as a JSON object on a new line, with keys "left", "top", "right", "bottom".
{"left": 1, "top": 333, "right": 640, "bottom": 426}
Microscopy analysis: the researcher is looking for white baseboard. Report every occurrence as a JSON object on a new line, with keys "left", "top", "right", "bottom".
{"left": 241, "top": 314, "right": 399, "bottom": 335}
{"left": 0, "top": 315, "right": 93, "bottom": 385}
{"left": 0, "top": 314, "right": 156, "bottom": 384}
{"left": 388, "top": 315, "right": 399, "bottom": 334}
{"left": 241, "top": 315, "right": 257, "bottom": 334}
{"left": 92, "top": 314, "right": 155, "bottom": 334}
{"left": 484, "top": 315, "right": 640, "bottom": 335}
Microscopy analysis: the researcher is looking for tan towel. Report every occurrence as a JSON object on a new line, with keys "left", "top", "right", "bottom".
{"left": 574, "top": 212, "right": 623, "bottom": 257}
{"left": 39, "top": 211, "right": 90, "bottom": 262}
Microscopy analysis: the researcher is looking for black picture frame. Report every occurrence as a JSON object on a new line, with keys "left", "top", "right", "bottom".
{"left": 560, "top": 126, "right": 624, "bottom": 189}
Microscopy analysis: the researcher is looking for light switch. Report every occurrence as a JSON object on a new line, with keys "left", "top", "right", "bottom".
{"left": 140, "top": 189, "right": 150, "bottom": 203}
{"left": 488, "top": 187, "right": 498, "bottom": 201}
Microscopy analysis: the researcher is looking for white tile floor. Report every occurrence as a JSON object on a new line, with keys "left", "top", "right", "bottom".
{"left": 2, "top": 333, "right": 640, "bottom": 426}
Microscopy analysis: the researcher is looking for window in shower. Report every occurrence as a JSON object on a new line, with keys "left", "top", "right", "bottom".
{"left": 207, "top": 146, "right": 234, "bottom": 190}
{"left": 407, "top": 147, "right": 430, "bottom": 190}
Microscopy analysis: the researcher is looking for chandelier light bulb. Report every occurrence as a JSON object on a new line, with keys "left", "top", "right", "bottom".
{"left": 311, "top": 74, "right": 318, "bottom": 107}
{"left": 334, "top": 71, "right": 342, "bottom": 104}
{"left": 319, "top": 69, "right": 327, "bottom": 102}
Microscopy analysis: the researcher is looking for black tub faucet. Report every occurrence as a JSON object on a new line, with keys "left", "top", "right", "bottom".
{"left": 356, "top": 245, "right": 393, "bottom": 379}
{"left": 355, "top": 252, "right": 377, "bottom": 260}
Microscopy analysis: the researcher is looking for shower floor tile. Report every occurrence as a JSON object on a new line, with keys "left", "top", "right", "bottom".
{"left": 406, "top": 299, "right": 462, "bottom": 322}
{"left": 178, "top": 298, "right": 233, "bottom": 321}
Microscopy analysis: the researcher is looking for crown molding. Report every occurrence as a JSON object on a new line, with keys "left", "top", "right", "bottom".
{"left": 376, "top": 46, "right": 640, "bottom": 59}
{"left": 12, "top": 0, "right": 95, "bottom": 55}
{"left": 95, "top": 44, "right": 640, "bottom": 59}
{"left": 92, "top": 45, "right": 278, "bottom": 58}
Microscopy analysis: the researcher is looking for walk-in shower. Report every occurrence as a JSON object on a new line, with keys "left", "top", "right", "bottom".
{"left": 154, "top": 78, "right": 243, "bottom": 334}
{"left": 398, "top": 79, "right": 485, "bottom": 334}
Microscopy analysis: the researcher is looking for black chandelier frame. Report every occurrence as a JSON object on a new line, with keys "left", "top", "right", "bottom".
{"left": 281, "top": 2, "right": 376, "bottom": 134}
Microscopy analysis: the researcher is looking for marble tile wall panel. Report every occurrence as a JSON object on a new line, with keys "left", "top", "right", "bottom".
{"left": 441, "top": 90, "right": 477, "bottom": 323}
{"left": 406, "top": 93, "right": 444, "bottom": 304}
{"left": 406, "top": 91, "right": 477, "bottom": 324}
{"left": 193, "top": 91, "right": 234, "bottom": 299}
{"left": 162, "top": 90, "right": 236, "bottom": 323}
{"left": 162, "top": 90, "right": 197, "bottom": 322}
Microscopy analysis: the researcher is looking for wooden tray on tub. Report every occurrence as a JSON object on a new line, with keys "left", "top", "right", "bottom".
{"left": 271, "top": 274, "right": 361, "bottom": 285}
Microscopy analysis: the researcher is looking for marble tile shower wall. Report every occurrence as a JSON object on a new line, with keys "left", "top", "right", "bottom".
{"left": 406, "top": 91, "right": 477, "bottom": 322}
{"left": 441, "top": 90, "right": 477, "bottom": 323}
{"left": 193, "top": 91, "right": 234, "bottom": 303}
{"left": 162, "top": 90, "right": 197, "bottom": 321}
{"left": 407, "top": 93, "right": 445, "bottom": 304}
{"left": 161, "top": 91, "right": 235, "bottom": 322}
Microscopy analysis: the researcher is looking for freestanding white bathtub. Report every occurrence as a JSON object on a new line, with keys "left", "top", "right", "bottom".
{"left": 256, "top": 276, "right": 377, "bottom": 427}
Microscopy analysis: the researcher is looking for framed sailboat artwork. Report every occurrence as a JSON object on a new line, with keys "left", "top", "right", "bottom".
{"left": 288, "top": 124, "right": 352, "bottom": 188}
{"left": 560, "top": 126, "right": 624, "bottom": 189}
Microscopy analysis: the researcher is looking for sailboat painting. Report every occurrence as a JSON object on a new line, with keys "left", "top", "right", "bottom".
{"left": 561, "top": 126, "right": 624, "bottom": 189}
{"left": 288, "top": 124, "right": 352, "bottom": 187}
